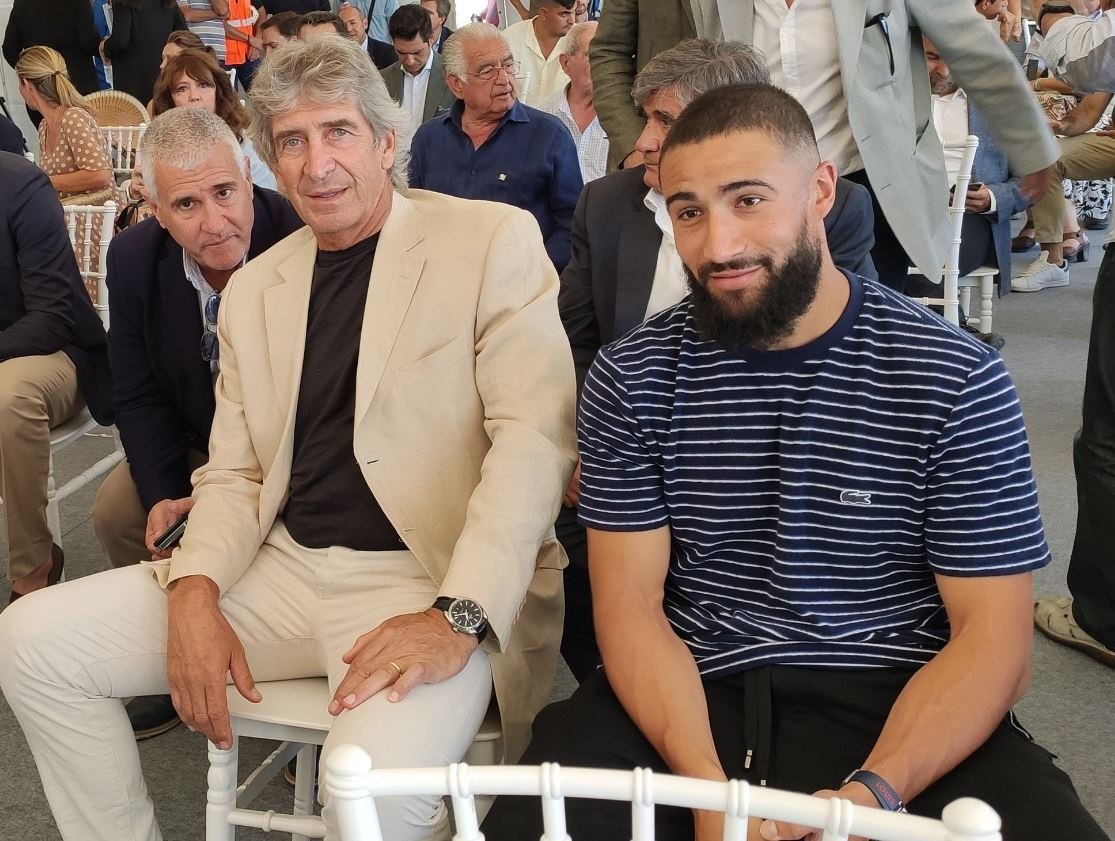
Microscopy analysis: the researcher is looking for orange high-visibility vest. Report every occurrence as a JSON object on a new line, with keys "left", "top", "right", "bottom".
{"left": 224, "top": 0, "right": 256, "bottom": 67}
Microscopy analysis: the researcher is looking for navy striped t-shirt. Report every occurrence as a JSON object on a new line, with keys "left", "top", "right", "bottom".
{"left": 577, "top": 275, "right": 1050, "bottom": 676}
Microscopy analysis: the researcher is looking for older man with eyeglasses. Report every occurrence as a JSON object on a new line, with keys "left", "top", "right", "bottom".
{"left": 88, "top": 107, "right": 302, "bottom": 739}
{"left": 408, "top": 21, "right": 583, "bottom": 271}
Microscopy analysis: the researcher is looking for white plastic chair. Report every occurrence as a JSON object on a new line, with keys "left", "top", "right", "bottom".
{"left": 36, "top": 203, "right": 125, "bottom": 547}
{"left": 101, "top": 124, "right": 147, "bottom": 180}
{"left": 324, "top": 750, "right": 1003, "bottom": 841}
{"left": 908, "top": 135, "right": 1000, "bottom": 333}
{"left": 206, "top": 677, "right": 504, "bottom": 841}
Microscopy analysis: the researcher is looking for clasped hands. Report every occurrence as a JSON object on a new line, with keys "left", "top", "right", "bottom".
{"left": 693, "top": 783, "right": 879, "bottom": 841}
{"left": 166, "top": 577, "right": 478, "bottom": 750}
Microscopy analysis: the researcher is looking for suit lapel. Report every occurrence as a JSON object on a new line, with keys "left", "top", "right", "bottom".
{"left": 155, "top": 240, "right": 211, "bottom": 423}
{"left": 264, "top": 239, "right": 314, "bottom": 420}
{"left": 424, "top": 59, "right": 449, "bottom": 122}
{"left": 354, "top": 193, "right": 424, "bottom": 429}
{"left": 613, "top": 177, "right": 665, "bottom": 339}
{"left": 833, "top": 0, "right": 869, "bottom": 91}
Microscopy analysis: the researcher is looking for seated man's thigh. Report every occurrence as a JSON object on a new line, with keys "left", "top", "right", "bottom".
{"left": 481, "top": 672, "right": 695, "bottom": 841}
{"left": 320, "top": 649, "right": 492, "bottom": 841}
{"left": 0, "top": 565, "right": 173, "bottom": 700}
{"left": 910, "top": 718, "right": 1109, "bottom": 841}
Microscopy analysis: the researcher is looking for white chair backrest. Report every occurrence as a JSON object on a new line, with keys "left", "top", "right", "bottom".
{"left": 101, "top": 124, "right": 147, "bottom": 178}
{"left": 63, "top": 201, "right": 116, "bottom": 329}
{"left": 324, "top": 749, "right": 1003, "bottom": 841}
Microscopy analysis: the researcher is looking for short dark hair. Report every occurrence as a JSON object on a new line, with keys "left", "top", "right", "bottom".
{"left": 537, "top": 0, "right": 576, "bottom": 8}
{"left": 262, "top": 10, "right": 302, "bottom": 37}
{"left": 660, "top": 84, "right": 819, "bottom": 167}
{"left": 389, "top": 3, "right": 433, "bottom": 41}
{"left": 422, "top": 0, "right": 451, "bottom": 18}
{"left": 300, "top": 11, "right": 346, "bottom": 35}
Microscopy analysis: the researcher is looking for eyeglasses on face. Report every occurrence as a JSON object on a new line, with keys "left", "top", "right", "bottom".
{"left": 471, "top": 58, "right": 519, "bottom": 82}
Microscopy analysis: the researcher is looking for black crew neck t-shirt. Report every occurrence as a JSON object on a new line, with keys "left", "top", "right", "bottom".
{"left": 283, "top": 233, "right": 406, "bottom": 551}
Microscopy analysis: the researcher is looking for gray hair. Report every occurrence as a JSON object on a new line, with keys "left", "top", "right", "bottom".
{"left": 631, "top": 39, "right": 770, "bottom": 110}
{"left": 247, "top": 36, "right": 412, "bottom": 191}
{"left": 559, "top": 21, "right": 596, "bottom": 58}
{"left": 442, "top": 21, "right": 505, "bottom": 80}
{"left": 139, "top": 108, "right": 246, "bottom": 206}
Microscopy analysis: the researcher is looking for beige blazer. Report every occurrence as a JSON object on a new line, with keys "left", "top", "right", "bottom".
{"left": 165, "top": 190, "right": 579, "bottom": 760}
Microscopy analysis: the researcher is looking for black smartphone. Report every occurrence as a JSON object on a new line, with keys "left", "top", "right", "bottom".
{"left": 153, "top": 514, "right": 188, "bottom": 553}
{"left": 967, "top": 181, "right": 984, "bottom": 192}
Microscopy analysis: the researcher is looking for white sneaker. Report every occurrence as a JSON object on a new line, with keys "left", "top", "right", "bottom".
{"left": 1011, "top": 251, "right": 1070, "bottom": 292}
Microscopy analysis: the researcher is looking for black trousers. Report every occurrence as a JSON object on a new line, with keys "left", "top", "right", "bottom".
{"left": 483, "top": 668, "right": 1108, "bottom": 841}
{"left": 1069, "top": 246, "right": 1115, "bottom": 649}
{"left": 555, "top": 506, "right": 601, "bottom": 681}
{"left": 844, "top": 169, "right": 912, "bottom": 293}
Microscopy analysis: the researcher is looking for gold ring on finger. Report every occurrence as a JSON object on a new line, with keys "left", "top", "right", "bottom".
{"left": 387, "top": 660, "right": 403, "bottom": 679}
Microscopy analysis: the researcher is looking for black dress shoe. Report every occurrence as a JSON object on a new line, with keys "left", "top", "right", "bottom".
{"left": 127, "top": 695, "right": 181, "bottom": 740}
{"left": 1083, "top": 212, "right": 1109, "bottom": 231}
{"left": 8, "top": 544, "right": 64, "bottom": 605}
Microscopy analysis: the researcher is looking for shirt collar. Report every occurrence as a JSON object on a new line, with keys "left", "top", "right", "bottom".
{"left": 182, "top": 248, "right": 247, "bottom": 297}
{"left": 933, "top": 87, "right": 967, "bottom": 104}
{"left": 448, "top": 98, "right": 531, "bottom": 131}
{"left": 643, "top": 188, "right": 673, "bottom": 240}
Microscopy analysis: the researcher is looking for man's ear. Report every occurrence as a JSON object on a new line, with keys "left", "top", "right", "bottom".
{"left": 446, "top": 72, "right": 465, "bottom": 98}
{"left": 812, "top": 159, "right": 838, "bottom": 220}
{"left": 558, "top": 52, "right": 570, "bottom": 74}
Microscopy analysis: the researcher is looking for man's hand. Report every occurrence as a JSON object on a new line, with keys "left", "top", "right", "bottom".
{"left": 145, "top": 496, "right": 194, "bottom": 559}
{"left": 328, "top": 608, "right": 479, "bottom": 715}
{"left": 166, "top": 576, "right": 260, "bottom": 750}
{"left": 563, "top": 460, "right": 582, "bottom": 507}
{"left": 1019, "top": 166, "right": 1054, "bottom": 202}
{"left": 965, "top": 184, "right": 992, "bottom": 214}
{"left": 758, "top": 784, "right": 878, "bottom": 841}
{"left": 998, "top": 9, "right": 1019, "bottom": 41}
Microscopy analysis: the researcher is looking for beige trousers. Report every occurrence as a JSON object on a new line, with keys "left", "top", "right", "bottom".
{"left": 0, "top": 522, "right": 493, "bottom": 841}
{"left": 1032, "top": 134, "right": 1115, "bottom": 244}
{"left": 92, "top": 451, "right": 208, "bottom": 568}
{"left": 0, "top": 351, "right": 83, "bottom": 580}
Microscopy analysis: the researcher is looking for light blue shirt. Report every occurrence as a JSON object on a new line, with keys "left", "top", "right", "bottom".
{"left": 368, "top": 0, "right": 400, "bottom": 42}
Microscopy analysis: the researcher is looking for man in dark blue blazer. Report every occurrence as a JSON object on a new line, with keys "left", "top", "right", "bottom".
{"left": 0, "top": 152, "right": 111, "bottom": 602}
{"left": 554, "top": 41, "right": 877, "bottom": 679}
{"left": 925, "top": 38, "right": 1028, "bottom": 296}
{"left": 87, "top": 112, "right": 301, "bottom": 738}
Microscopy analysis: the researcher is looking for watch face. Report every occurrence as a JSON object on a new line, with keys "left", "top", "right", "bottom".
{"left": 448, "top": 598, "right": 485, "bottom": 633}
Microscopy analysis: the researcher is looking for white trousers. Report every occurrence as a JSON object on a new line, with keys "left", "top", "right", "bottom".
{"left": 0, "top": 522, "right": 492, "bottom": 841}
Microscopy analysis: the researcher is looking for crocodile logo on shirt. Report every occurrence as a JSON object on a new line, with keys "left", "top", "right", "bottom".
{"left": 839, "top": 490, "right": 872, "bottom": 506}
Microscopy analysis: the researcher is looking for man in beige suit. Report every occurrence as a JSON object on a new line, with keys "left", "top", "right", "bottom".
{"left": 0, "top": 37, "right": 576, "bottom": 841}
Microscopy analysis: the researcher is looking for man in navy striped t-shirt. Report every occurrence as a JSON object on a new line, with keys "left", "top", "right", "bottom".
{"left": 483, "top": 84, "right": 1107, "bottom": 841}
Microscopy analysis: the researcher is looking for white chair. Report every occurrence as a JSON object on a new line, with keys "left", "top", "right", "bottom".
{"left": 908, "top": 134, "right": 1000, "bottom": 334}
{"left": 101, "top": 124, "right": 147, "bottom": 180}
{"left": 35, "top": 203, "right": 125, "bottom": 547}
{"left": 324, "top": 750, "right": 1003, "bottom": 841}
{"left": 206, "top": 677, "right": 504, "bottom": 841}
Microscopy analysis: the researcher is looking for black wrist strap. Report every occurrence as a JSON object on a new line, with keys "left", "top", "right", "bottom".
{"left": 842, "top": 769, "right": 906, "bottom": 812}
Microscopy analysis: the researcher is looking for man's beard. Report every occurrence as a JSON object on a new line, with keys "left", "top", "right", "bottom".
{"left": 930, "top": 73, "right": 958, "bottom": 96}
{"left": 686, "top": 225, "right": 823, "bottom": 351}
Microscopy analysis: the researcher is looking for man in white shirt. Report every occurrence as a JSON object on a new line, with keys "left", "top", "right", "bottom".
{"left": 382, "top": 3, "right": 456, "bottom": 126}
{"left": 501, "top": 0, "right": 575, "bottom": 104}
{"left": 536, "top": 22, "right": 608, "bottom": 182}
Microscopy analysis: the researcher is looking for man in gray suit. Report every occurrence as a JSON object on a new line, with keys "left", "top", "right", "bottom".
{"left": 382, "top": 4, "right": 456, "bottom": 126}
{"left": 589, "top": 0, "right": 1058, "bottom": 290}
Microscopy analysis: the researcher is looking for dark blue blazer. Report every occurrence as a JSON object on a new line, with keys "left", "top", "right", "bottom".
{"left": 969, "top": 103, "right": 1028, "bottom": 294}
{"left": 559, "top": 165, "right": 878, "bottom": 394}
{"left": 0, "top": 152, "right": 112, "bottom": 423}
{"left": 106, "top": 186, "right": 303, "bottom": 511}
